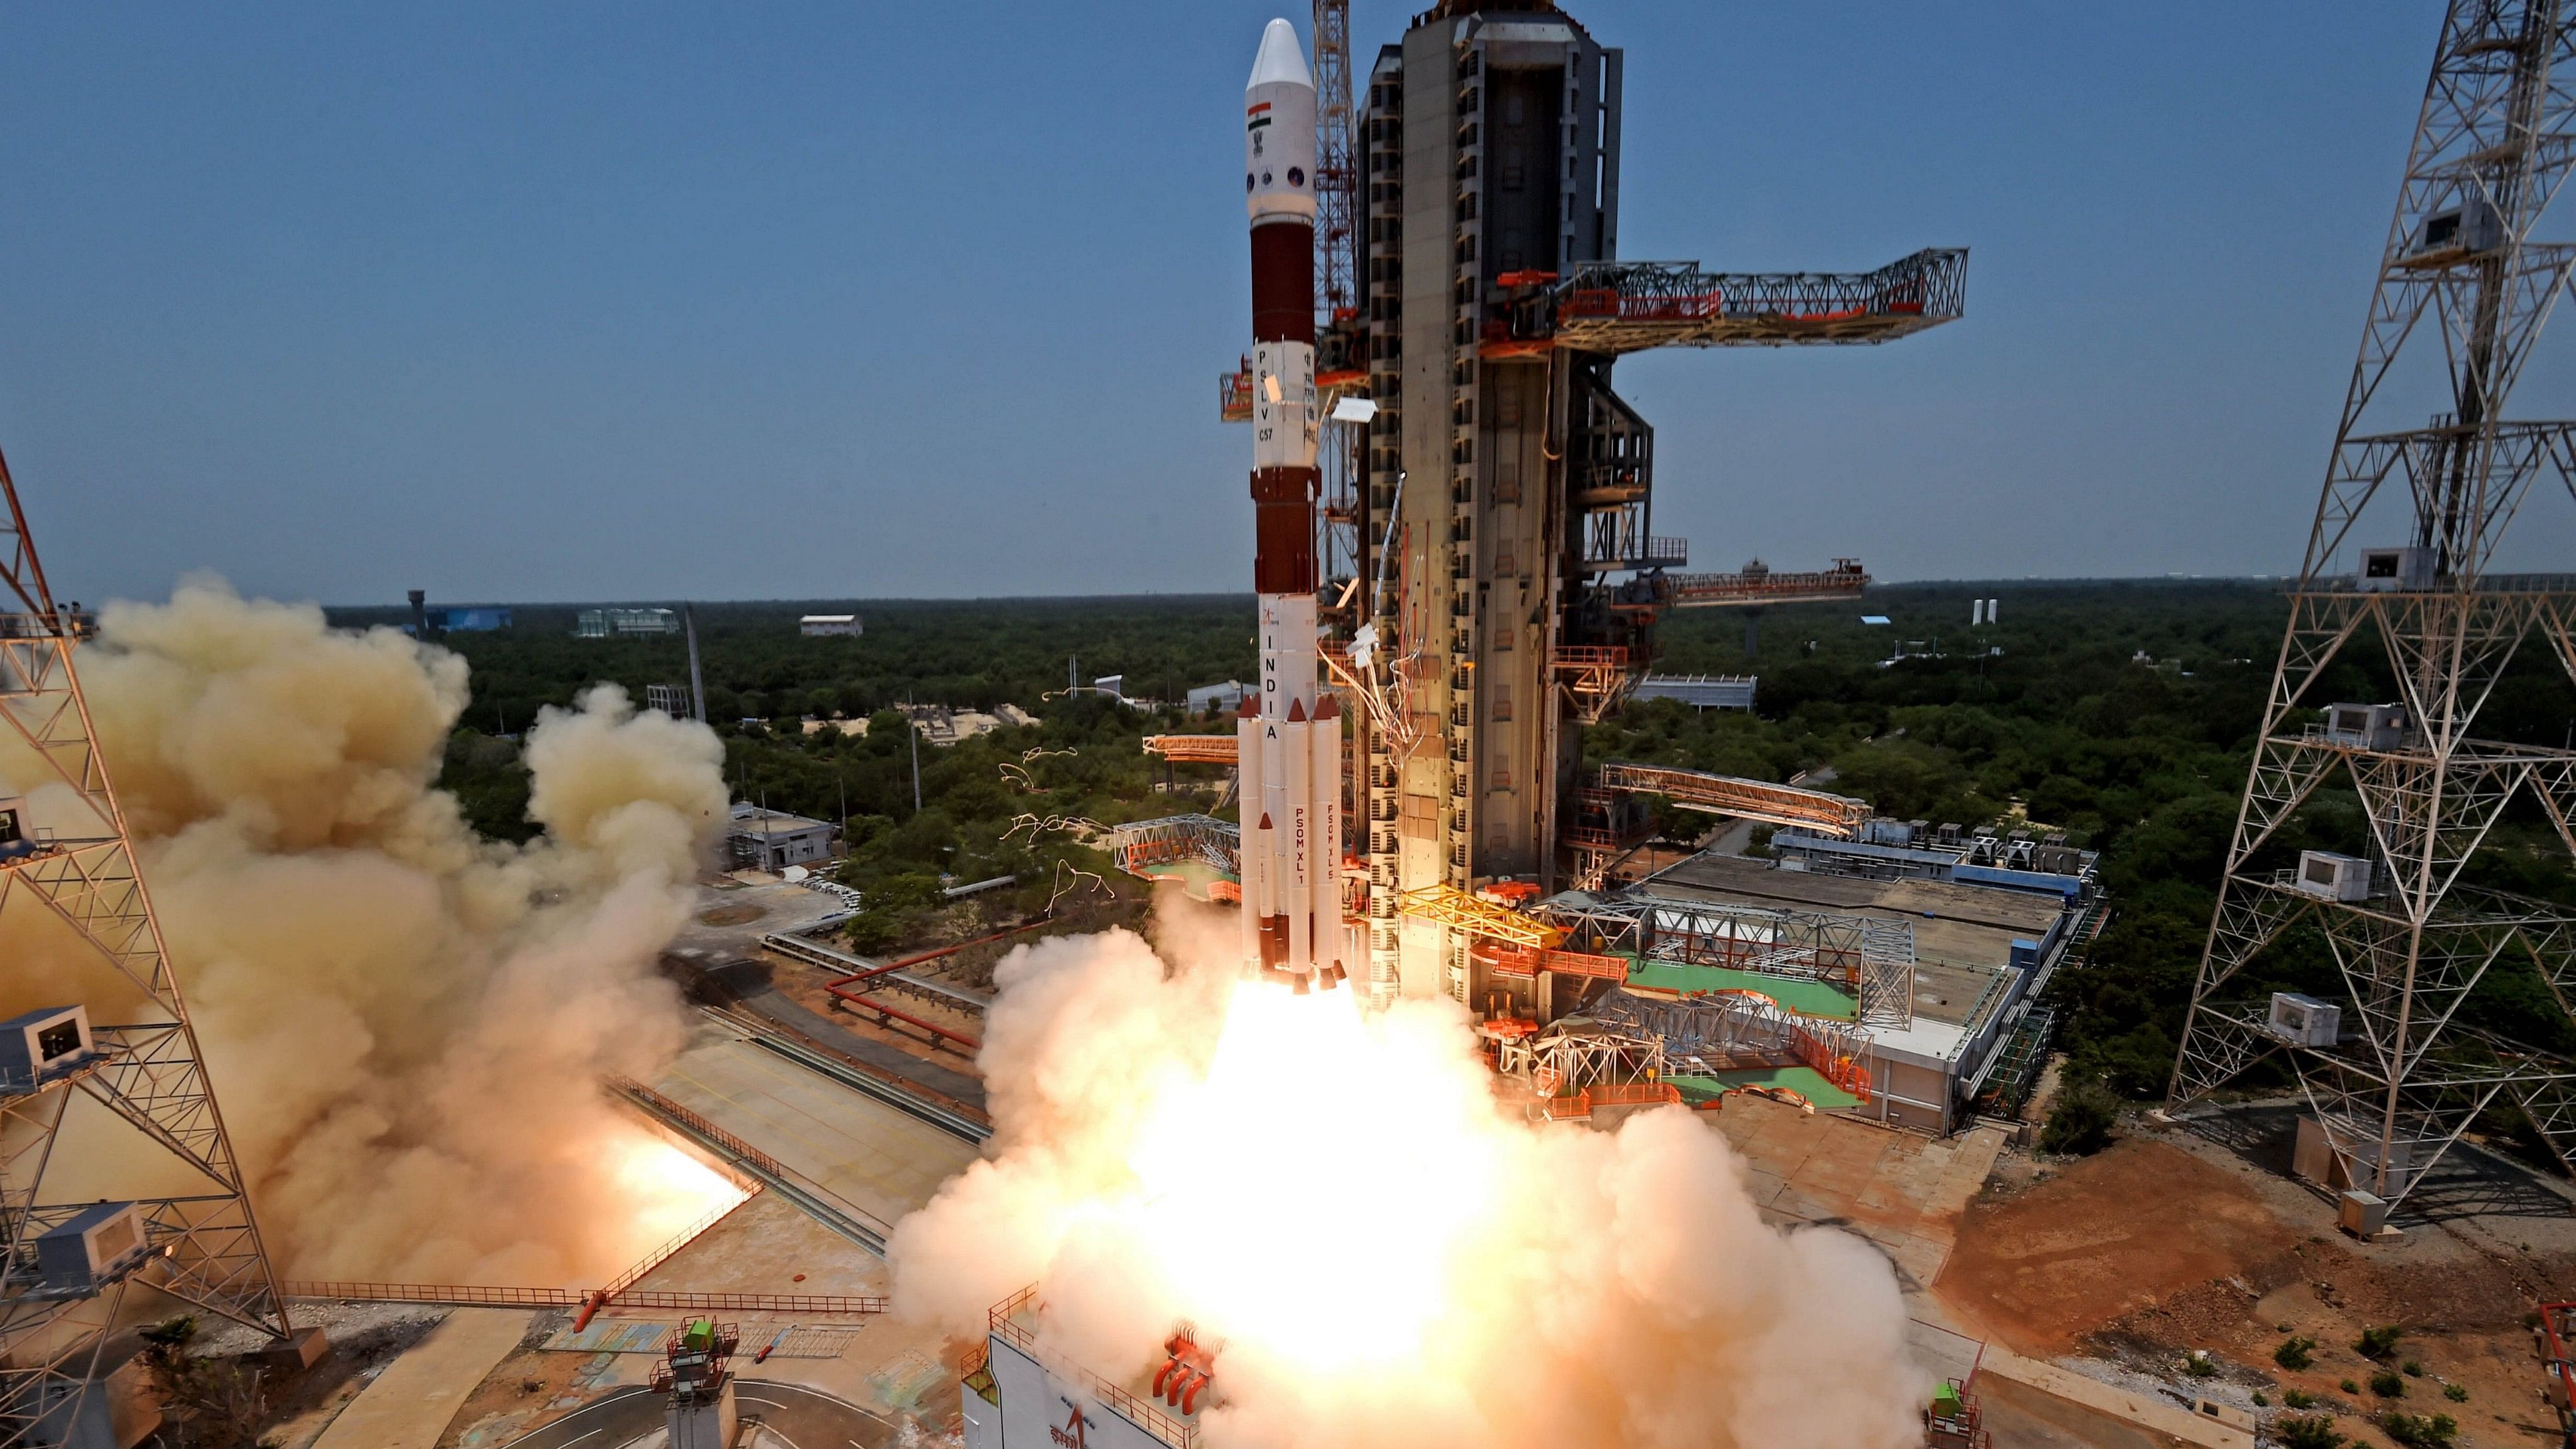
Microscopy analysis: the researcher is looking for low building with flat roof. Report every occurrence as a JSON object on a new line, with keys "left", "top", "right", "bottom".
{"left": 1575, "top": 850, "right": 2081, "bottom": 1132}
{"left": 727, "top": 803, "right": 837, "bottom": 871}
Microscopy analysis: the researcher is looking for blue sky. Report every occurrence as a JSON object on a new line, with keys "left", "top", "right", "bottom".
{"left": 0, "top": 3, "right": 2547, "bottom": 604}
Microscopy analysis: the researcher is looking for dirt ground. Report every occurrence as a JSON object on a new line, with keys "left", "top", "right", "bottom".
{"left": 1938, "top": 1109, "right": 2576, "bottom": 1448}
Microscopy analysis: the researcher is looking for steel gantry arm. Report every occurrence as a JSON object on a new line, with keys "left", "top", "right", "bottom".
{"left": 1592, "top": 762, "right": 1874, "bottom": 839}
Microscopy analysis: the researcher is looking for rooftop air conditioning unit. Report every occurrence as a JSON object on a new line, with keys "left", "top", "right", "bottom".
{"left": 2323, "top": 702, "right": 2410, "bottom": 751}
{"left": 36, "top": 1202, "right": 150, "bottom": 1296}
{"left": 2295, "top": 851, "right": 2374, "bottom": 902}
{"left": 0, "top": 1005, "right": 91, "bottom": 1090}
{"left": 2269, "top": 991, "right": 2342, "bottom": 1047}
{"left": 2357, "top": 547, "right": 2436, "bottom": 593}
{"left": 2408, "top": 199, "right": 2503, "bottom": 263}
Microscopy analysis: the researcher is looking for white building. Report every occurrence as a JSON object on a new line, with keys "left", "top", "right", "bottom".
{"left": 1186, "top": 680, "right": 1248, "bottom": 717}
{"left": 801, "top": 614, "right": 863, "bottom": 637}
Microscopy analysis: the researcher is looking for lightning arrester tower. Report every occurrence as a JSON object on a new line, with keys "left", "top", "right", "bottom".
{"left": 2166, "top": 0, "right": 2576, "bottom": 1214}
{"left": 0, "top": 447, "right": 298, "bottom": 1446}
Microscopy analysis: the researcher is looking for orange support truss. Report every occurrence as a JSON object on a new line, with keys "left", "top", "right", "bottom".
{"left": 1481, "top": 943, "right": 1628, "bottom": 981}
{"left": 1142, "top": 734, "right": 1240, "bottom": 764}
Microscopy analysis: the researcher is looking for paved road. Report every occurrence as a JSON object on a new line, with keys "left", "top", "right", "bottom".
{"left": 501, "top": 1380, "right": 892, "bottom": 1448}
{"left": 709, "top": 960, "right": 988, "bottom": 1109}
{"left": 656, "top": 1033, "right": 981, "bottom": 1230}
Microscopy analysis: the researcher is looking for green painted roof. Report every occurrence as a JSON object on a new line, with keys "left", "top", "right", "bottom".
{"left": 1622, "top": 959, "right": 1859, "bottom": 1020}
{"left": 1672, "top": 1066, "right": 1864, "bottom": 1113}
{"left": 1135, "top": 858, "right": 1239, "bottom": 902}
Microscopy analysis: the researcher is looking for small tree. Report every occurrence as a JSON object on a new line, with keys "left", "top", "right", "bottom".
{"left": 2275, "top": 1335, "right": 2317, "bottom": 1371}
{"left": 137, "top": 1317, "right": 271, "bottom": 1449}
{"left": 2273, "top": 1414, "right": 2346, "bottom": 1449}
{"left": 2355, "top": 1325, "right": 2403, "bottom": 1361}
{"left": 2379, "top": 1411, "right": 2458, "bottom": 1449}
{"left": 2041, "top": 1077, "right": 2122, "bottom": 1155}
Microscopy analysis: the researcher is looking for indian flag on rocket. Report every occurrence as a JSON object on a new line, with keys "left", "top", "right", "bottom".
{"left": 1245, "top": 101, "right": 1271, "bottom": 131}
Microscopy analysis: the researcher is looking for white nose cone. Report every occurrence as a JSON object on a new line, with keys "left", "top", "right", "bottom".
{"left": 1245, "top": 18, "right": 1317, "bottom": 224}
{"left": 1247, "top": 17, "right": 1313, "bottom": 90}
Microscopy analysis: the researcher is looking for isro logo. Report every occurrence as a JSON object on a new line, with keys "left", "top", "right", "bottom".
{"left": 1051, "top": 1398, "right": 1095, "bottom": 1449}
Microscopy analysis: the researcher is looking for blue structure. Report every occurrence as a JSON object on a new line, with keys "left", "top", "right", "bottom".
{"left": 413, "top": 606, "right": 512, "bottom": 634}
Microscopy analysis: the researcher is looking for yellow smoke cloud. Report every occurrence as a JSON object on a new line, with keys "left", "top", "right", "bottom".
{"left": 0, "top": 579, "right": 738, "bottom": 1284}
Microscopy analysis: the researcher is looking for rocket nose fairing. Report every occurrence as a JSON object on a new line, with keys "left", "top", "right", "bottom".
{"left": 1239, "top": 19, "right": 1345, "bottom": 995}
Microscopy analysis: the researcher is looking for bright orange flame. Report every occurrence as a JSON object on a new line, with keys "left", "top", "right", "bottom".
{"left": 600, "top": 1126, "right": 749, "bottom": 1256}
{"left": 1119, "top": 982, "right": 1505, "bottom": 1378}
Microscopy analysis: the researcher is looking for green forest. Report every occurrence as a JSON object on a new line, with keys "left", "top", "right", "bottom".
{"left": 357, "top": 581, "right": 2576, "bottom": 1114}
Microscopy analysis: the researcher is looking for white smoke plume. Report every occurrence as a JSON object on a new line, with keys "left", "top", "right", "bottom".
{"left": 0, "top": 580, "right": 738, "bottom": 1285}
{"left": 889, "top": 909, "right": 1929, "bottom": 1449}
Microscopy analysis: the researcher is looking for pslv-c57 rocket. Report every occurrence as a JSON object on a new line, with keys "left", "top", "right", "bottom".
{"left": 1237, "top": 19, "right": 1345, "bottom": 993}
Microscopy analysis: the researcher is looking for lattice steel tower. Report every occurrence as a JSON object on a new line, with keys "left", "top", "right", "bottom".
{"left": 0, "top": 449, "right": 294, "bottom": 1444}
{"left": 2166, "top": 0, "right": 2576, "bottom": 1212}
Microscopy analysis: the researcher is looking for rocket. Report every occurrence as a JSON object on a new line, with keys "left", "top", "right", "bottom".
{"left": 1236, "top": 19, "right": 1345, "bottom": 994}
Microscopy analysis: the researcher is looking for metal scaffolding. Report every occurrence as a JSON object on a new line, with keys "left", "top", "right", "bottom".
{"left": 1591, "top": 988, "right": 1876, "bottom": 1105}
{"left": 1518, "top": 248, "right": 1968, "bottom": 354}
{"left": 1539, "top": 892, "right": 1915, "bottom": 1030}
{"left": 2166, "top": 0, "right": 2576, "bottom": 1208}
{"left": 0, "top": 448, "right": 294, "bottom": 1446}
{"left": 1104, "top": 815, "right": 1241, "bottom": 880}
{"left": 1591, "top": 761, "right": 1874, "bottom": 838}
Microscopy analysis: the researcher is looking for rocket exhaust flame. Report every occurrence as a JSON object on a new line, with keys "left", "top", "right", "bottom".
{"left": 888, "top": 915, "right": 1934, "bottom": 1449}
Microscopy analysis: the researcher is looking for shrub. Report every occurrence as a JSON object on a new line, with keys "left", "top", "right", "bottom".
{"left": 136, "top": 1315, "right": 271, "bottom": 1449}
{"left": 2355, "top": 1325, "right": 2404, "bottom": 1361}
{"left": 2184, "top": 1351, "right": 2218, "bottom": 1378}
{"left": 2369, "top": 1370, "right": 2406, "bottom": 1398}
{"left": 2341, "top": 1380, "right": 2361, "bottom": 1394}
{"left": 2273, "top": 1414, "right": 2347, "bottom": 1449}
{"left": 2283, "top": 1389, "right": 2318, "bottom": 1409}
{"left": 2252, "top": 1391, "right": 2270, "bottom": 1407}
{"left": 2401, "top": 1360, "right": 2422, "bottom": 1377}
{"left": 2440, "top": 1384, "right": 2467, "bottom": 1403}
{"left": 2379, "top": 1411, "right": 2458, "bottom": 1449}
{"left": 2275, "top": 1336, "right": 2317, "bottom": 1371}
{"left": 2041, "top": 1077, "right": 2123, "bottom": 1155}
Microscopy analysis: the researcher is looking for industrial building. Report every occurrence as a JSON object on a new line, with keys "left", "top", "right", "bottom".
{"left": 403, "top": 590, "right": 511, "bottom": 634}
{"left": 727, "top": 802, "right": 838, "bottom": 871}
{"left": 800, "top": 613, "right": 863, "bottom": 637}
{"left": 577, "top": 606, "right": 681, "bottom": 638}
{"left": 1572, "top": 847, "right": 2089, "bottom": 1131}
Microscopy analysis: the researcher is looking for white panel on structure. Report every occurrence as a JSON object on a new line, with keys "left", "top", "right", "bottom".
{"left": 2268, "top": 992, "right": 2343, "bottom": 1047}
{"left": 987, "top": 1334, "right": 1184, "bottom": 1449}
{"left": 2293, "top": 851, "right": 2373, "bottom": 903}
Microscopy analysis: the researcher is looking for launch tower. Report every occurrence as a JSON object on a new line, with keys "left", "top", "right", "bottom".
{"left": 1341, "top": 1, "right": 1966, "bottom": 1008}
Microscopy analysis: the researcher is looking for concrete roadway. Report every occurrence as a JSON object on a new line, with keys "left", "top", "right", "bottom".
{"left": 654, "top": 1031, "right": 983, "bottom": 1231}
{"left": 500, "top": 1380, "right": 890, "bottom": 1448}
